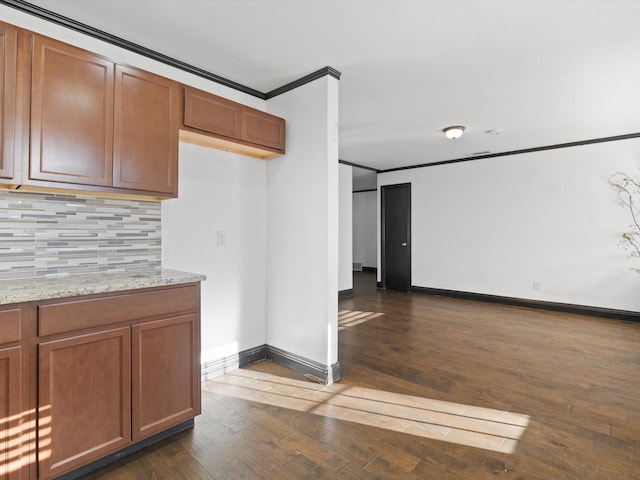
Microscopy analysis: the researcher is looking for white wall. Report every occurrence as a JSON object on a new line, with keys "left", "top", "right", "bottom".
{"left": 163, "top": 143, "right": 267, "bottom": 371}
{"left": 266, "top": 76, "right": 340, "bottom": 379}
{"left": 339, "top": 164, "right": 353, "bottom": 292}
{"left": 353, "top": 170, "right": 377, "bottom": 191}
{"left": 379, "top": 139, "right": 640, "bottom": 312}
{"left": 353, "top": 190, "right": 378, "bottom": 269}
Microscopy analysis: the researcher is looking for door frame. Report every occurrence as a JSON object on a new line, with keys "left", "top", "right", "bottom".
{"left": 380, "top": 182, "right": 411, "bottom": 290}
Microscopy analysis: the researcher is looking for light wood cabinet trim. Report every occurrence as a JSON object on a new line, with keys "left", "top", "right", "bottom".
{"left": 179, "top": 128, "right": 282, "bottom": 159}
{"left": 38, "top": 285, "right": 199, "bottom": 337}
{"left": 4, "top": 182, "right": 174, "bottom": 201}
{"left": 0, "top": 309, "right": 21, "bottom": 344}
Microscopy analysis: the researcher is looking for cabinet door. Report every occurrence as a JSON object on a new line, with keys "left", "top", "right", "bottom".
{"left": 38, "top": 327, "right": 131, "bottom": 479}
{"left": 0, "top": 23, "right": 17, "bottom": 180}
{"left": 131, "top": 314, "right": 200, "bottom": 441}
{"left": 0, "top": 346, "right": 22, "bottom": 480}
{"left": 30, "top": 36, "right": 114, "bottom": 186}
{"left": 183, "top": 86, "right": 241, "bottom": 139}
{"left": 241, "top": 107, "right": 285, "bottom": 152}
{"left": 113, "top": 65, "right": 179, "bottom": 196}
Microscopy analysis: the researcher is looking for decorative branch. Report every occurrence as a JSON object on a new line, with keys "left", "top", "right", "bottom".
{"left": 609, "top": 172, "right": 640, "bottom": 271}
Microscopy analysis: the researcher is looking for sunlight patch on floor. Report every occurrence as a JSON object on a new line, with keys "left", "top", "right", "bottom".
{"left": 205, "top": 369, "right": 530, "bottom": 454}
{"left": 338, "top": 310, "right": 384, "bottom": 330}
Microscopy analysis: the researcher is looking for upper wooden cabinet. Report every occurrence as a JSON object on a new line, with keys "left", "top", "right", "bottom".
{"left": 183, "top": 88, "right": 241, "bottom": 139}
{"left": 27, "top": 34, "right": 179, "bottom": 197}
{"left": 113, "top": 65, "right": 179, "bottom": 194}
{"left": 30, "top": 36, "right": 115, "bottom": 187}
{"left": 241, "top": 106, "right": 285, "bottom": 151}
{"left": 182, "top": 86, "right": 285, "bottom": 159}
{"left": 1, "top": 19, "right": 289, "bottom": 196}
{"left": 0, "top": 22, "right": 18, "bottom": 180}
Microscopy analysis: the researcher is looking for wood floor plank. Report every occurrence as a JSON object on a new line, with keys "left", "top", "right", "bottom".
{"left": 278, "top": 429, "right": 351, "bottom": 475}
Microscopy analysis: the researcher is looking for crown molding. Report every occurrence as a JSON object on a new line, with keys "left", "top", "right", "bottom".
{"left": 0, "top": 0, "right": 340, "bottom": 100}
{"left": 381, "top": 132, "right": 640, "bottom": 173}
{"left": 339, "top": 159, "right": 381, "bottom": 173}
{"left": 266, "top": 66, "right": 342, "bottom": 99}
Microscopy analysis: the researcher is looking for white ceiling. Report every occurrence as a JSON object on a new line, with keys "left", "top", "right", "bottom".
{"left": 26, "top": 0, "right": 640, "bottom": 172}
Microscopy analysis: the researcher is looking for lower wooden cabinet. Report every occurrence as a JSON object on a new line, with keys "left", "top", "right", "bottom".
{"left": 38, "top": 327, "right": 131, "bottom": 479}
{"left": 0, "top": 346, "right": 23, "bottom": 480}
{"left": 132, "top": 314, "right": 200, "bottom": 441}
{"left": 33, "top": 284, "right": 201, "bottom": 479}
{"left": 0, "top": 283, "right": 200, "bottom": 480}
{"left": 0, "top": 305, "right": 28, "bottom": 480}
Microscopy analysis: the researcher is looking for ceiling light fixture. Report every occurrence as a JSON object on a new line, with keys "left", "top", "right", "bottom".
{"left": 443, "top": 125, "right": 465, "bottom": 140}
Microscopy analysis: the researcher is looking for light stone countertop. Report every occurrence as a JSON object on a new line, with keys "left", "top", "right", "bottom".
{"left": 0, "top": 268, "right": 206, "bottom": 305}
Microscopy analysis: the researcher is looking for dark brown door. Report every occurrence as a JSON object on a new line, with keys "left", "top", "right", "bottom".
{"left": 38, "top": 327, "right": 131, "bottom": 479}
{"left": 382, "top": 183, "right": 411, "bottom": 291}
{"left": 0, "top": 23, "right": 17, "bottom": 180}
{"left": 113, "top": 65, "right": 179, "bottom": 195}
{"left": 30, "top": 36, "right": 114, "bottom": 186}
{"left": 131, "top": 314, "right": 200, "bottom": 441}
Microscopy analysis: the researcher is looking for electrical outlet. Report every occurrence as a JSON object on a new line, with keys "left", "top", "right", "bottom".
{"left": 216, "top": 230, "right": 226, "bottom": 247}
{"left": 533, "top": 281, "right": 540, "bottom": 291}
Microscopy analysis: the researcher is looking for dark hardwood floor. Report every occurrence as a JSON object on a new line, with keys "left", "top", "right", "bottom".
{"left": 80, "top": 271, "right": 640, "bottom": 479}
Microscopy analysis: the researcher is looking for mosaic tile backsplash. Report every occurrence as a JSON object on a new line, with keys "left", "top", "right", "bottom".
{"left": 0, "top": 190, "right": 161, "bottom": 279}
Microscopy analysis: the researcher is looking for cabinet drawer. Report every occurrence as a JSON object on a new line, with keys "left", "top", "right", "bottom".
{"left": 38, "top": 285, "right": 199, "bottom": 336}
{"left": 0, "top": 308, "right": 21, "bottom": 344}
